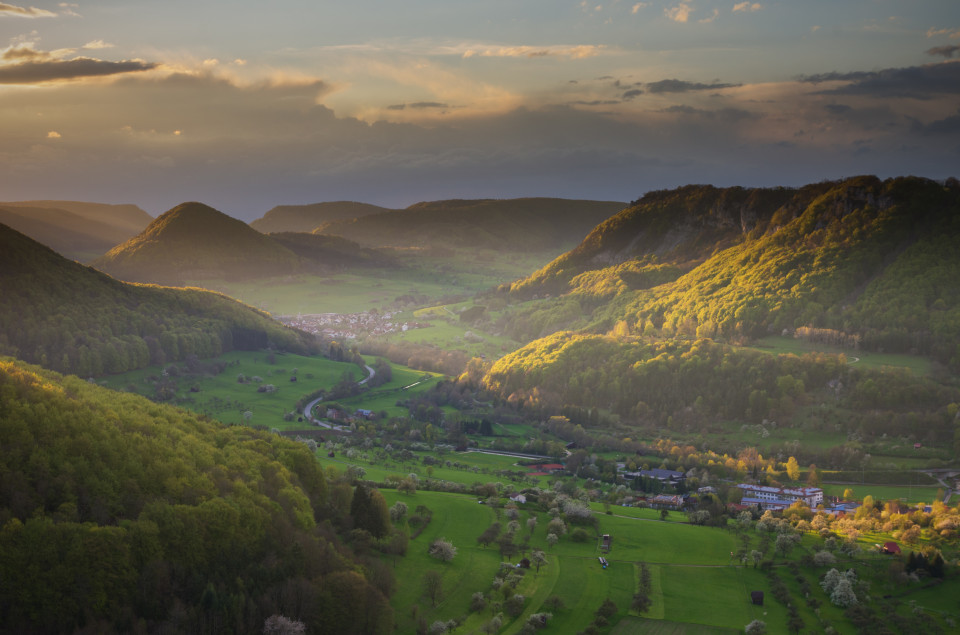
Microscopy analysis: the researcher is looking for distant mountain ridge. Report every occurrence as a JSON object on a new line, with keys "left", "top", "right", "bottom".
{"left": 0, "top": 200, "right": 152, "bottom": 260}
{"left": 92, "top": 202, "right": 304, "bottom": 285}
{"left": 0, "top": 222, "right": 317, "bottom": 376}
{"left": 250, "top": 201, "right": 393, "bottom": 234}
{"left": 314, "top": 197, "right": 627, "bottom": 251}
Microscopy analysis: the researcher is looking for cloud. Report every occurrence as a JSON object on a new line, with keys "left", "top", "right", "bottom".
{"left": 463, "top": 45, "right": 603, "bottom": 59}
{"left": 823, "top": 104, "right": 852, "bottom": 114}
{"left": 82, "top": 40, "right": 115, "bottom": 50}
{"left": 622, "top": 89, "right": 643, "bottom": 99}
{"left": 46, "top": 130, "right": 60, "bottom": 138}
{"left": 699, "top": 9, "right": 719, "bottom": 24}
{"left": 645, "top": 78, "right": 741, "bottom": 93}
{"left": 926, "top": 45, "right": 960, "bottom": 59}
{"left": 732, "top": 2, "right": 762, "bottom": 13}
{"left": 631, "top": 3, "right": 649, "bottom": 14}
{"left": 798, "top": 62, "right": 960, "bottom": 100}
{"left": 0, "top": 57, "right": 158, "bottom": 84}
{"left": 926, "top": 27, "right": 960, "bottom": 39}
{"left": 664, "top": 3, "right": 692, "bottom": 23}
{"left": 0, "top": 2, "right": 56, "bottom": 18}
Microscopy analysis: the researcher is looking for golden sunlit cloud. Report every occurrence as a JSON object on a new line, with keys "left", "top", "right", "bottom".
{"left": 82, "top": 40, "right": 115, "bottom": 50}
{"left": 463, "top": 45, "right": 604, "bottom": 59}
{"left": 664, "top": 3, "right": 692, "bottom": 23}
{"left": 46, "top": 130, "right": 60, "bottom": 138}
{"left": 733, "top": 2, "right": 763, "bottom": 13}
{"left": 631, "top": 3, "right": 650, "bottom": 14}
{"left": 0, "top": 2, "right": 56, "bottom": 18}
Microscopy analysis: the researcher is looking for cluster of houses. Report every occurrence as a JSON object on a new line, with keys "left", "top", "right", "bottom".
{"left": 279, "top": 311, "right": 429, "bottom": 339}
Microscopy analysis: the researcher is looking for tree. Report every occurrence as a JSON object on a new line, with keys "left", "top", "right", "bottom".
{"left": 428, "top": 538, "right": 457, "bottom": 562}
{"left": 263, "top": 615, "right": 306, "bottom": 635}
{"left": 545, "top": 533, "right": 559, "bottom": 548}
{"left": 531, "top": 549, "right": 547, "bottom": 574}
{"left": 423, "top": 570, "right": 443, "bottom": 606}
{"left": 390, "top": 501, "right": 408, "bottom": 524}
{"left": 477, "top": 523, "right": 501, "bottom": 549}
{"left": 806, "top": 463, "right": 820, "bottom": 486}
{"left": 785, "top": 456, "right": 800, "bottom": 481}
{"left": 744, "top": 619, "right": 767, "bottom": 634}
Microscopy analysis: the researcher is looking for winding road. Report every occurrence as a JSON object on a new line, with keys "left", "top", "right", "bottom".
{"left": 301, "top": 364, "right": 375, "bottom": 430}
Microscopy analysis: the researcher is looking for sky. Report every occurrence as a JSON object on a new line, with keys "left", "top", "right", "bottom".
{"left": 0, "top": 1, "right": 958, "bottom": 221}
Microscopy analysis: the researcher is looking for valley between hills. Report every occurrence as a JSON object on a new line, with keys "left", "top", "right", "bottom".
{"left": 2, "top": 176, "right": 960, "bottom": 635}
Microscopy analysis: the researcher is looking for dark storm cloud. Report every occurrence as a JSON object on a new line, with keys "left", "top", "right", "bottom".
{"left": 0, "top": 57, "right": 157, "bottom": 84}
{"left": 645, "top": 79, "right": 741, "bottom": 93}
{"left": 823, "top": 104, "right": 851, "bottom": 114}
{"left": 408, "top": 102, "right": 449, "bottom": 109}
{"left": 926, "top": 45, "right": 960, "bottom": 59}
{"left": 798, "top": 62, "right": 960, "bottom": 99}
{"left": 660, "top": 104, "right": 760, "bottom": 122}
{"left": 622, "top": 89, "right": 643, "bottom": 99}
{"left": 912, "top": 109, "right": 960, "bottom": 135}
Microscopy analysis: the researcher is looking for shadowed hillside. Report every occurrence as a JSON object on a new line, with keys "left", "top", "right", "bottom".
{"left": 269, "top": 231, "right": 396, "bottom": 270}
{"left": 92, "top": 202, "right": 304, "bottom": 285}
{"left": 0, "top": 223, "right": 317, "bottom": 376}
{"left": 0, "top": 201, "right": 152, "bottom": 260}
{"left": 315, "top": 198, "right": 626, "bottom": 252}
{"left": 250, "top": 201, "right": 394, "bottom": 233}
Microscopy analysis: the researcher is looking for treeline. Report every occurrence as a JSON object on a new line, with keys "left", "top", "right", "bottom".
{"left": 0, "top": 359, "right": 392, "bottom": 633}
{"left": 360, "top": 339, "right": 471, "bottom": 376}
{"left": 483, "top": 334, "right": 960, "bottom": 446}
{"left": 0, "top": 224, "right": 318, "bottom": 377}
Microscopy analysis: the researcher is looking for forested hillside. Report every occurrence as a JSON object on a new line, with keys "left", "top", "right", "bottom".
{"left": 482, "top": 333, "right": 960, "bottom": 456}
{"left": 250, "top": 201, "right": 393, "bottom": 234}
{"left": 316, "top": 198, "right": 625, "bottom": 252}
{"left": 269, "top": 232, "right": 395, "bottom": 270}
{"left": 496, "top": 177, "right": 960, "bottom": 367}
{"left": 92, "top": 202, "right": 304, "bottom": 285}
{"left": 0, "top": 359, "right": 391, "bottom": 633}
{"left": 0, "top": 223, "right": 317, "bottom": 376}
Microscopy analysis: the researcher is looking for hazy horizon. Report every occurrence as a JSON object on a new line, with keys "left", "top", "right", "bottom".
{"left": 0, "top": 1, "right": 958, "bottom": 221}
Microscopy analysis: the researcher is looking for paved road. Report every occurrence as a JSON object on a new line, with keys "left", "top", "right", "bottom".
{"left": 301, "top": 364, "right": 376, "bottom": 430}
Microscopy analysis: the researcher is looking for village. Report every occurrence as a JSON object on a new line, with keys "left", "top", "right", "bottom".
{"left": 277, "top": 310, "right": 430, "bottom": 340}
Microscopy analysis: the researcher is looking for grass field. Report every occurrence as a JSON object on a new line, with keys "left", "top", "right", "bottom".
{"left": 611, "top": 617, "right": 739, "bottom": 634}
{"left": 749, "top": 335, "right": 933, "bottom": 376}
{"left": 97, "top": 350, "right": 446, "bottom": 429}
{"left": 819, "top": 482, "right": 943, "bottom": 505}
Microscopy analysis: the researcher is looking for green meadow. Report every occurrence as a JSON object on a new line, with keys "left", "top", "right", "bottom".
{"left": 748, "top": 335, "right": 934, "bottom": 376}
{"left": 97, "top": 350, "right": 446, "bottom": 429}
{"left": 369, "top": 489, "right": 882, "bottom": 635}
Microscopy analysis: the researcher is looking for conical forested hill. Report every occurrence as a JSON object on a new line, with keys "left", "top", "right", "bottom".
{"left": 0, "top": 223, "right": 317, "bottom": 376}
{"left": 92, "top": 202, "right": 303, "bottom": 284}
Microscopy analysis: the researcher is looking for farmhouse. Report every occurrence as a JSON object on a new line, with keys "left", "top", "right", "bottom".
{"left": 509, "top": 493, "right": 527, "bottom": 504}
{"left": 649, "top": 494, "right": 684, "bottom": 509}
{"left": 737, "top": 484, "right": 823, "bottom": 510}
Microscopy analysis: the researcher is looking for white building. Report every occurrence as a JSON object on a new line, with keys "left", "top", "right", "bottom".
{"left": 737, "top": 484, "right": 823, "bottom": 510}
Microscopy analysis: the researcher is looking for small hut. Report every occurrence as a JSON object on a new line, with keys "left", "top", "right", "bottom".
{"left": 519, "top": 558, "right": 531, "bottom": 569}
{"left": 750, "top": 591, "right": 764, "bottom": 606}
{"left": 601, "top": 534, "right": 612, "bottom": 552}
{"left": 882, "top": 542, "right": 902, "bottom": 555}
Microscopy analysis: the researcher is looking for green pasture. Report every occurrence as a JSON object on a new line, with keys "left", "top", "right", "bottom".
{"left": 611, "top": 617, "right": 739, "bottom": 634}
{"left": 749, "top": 335, "right": 933, "bottom": 376}
{"left": 658, "top": 566, "right": 783, "bottom": 630}
{"left": 98, "top": 349, "right": 449, "bottom": 429}
{"left": 98, "top": 350, "right": 360, "bottom": 428}
{"left": 819, "top": 482, "right": 943, "bottom": 505}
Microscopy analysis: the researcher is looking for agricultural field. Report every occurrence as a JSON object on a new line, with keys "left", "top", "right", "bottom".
{"left": 368, "top": 487, "right": 960, "bottom": 635}
{"left": 748, "top": 335, "right": 934, "bottom": 376}
{"left": 96, "top": 350, "right": 446, "bottom": 429}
